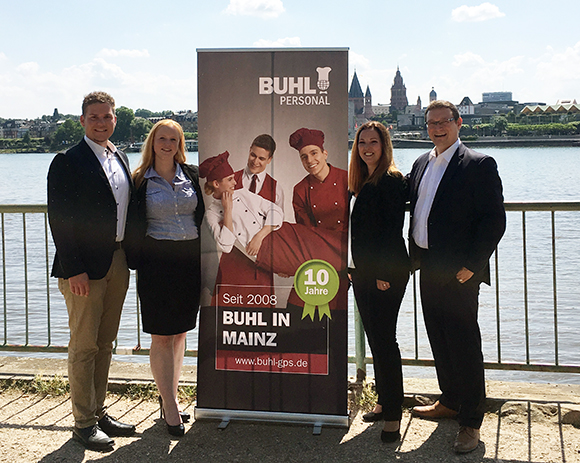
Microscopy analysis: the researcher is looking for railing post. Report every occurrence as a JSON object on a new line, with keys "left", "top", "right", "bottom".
{"left": 22, "top": 213, "right": 29, "bottom": 346}
{"left": 1, "top": 212, "right": 6, "bottom": 346}
{"left": 353, "top": 298, "right": 366, "bottom": 380}
{"left": 551, "top": 211, "right": 559, "bottom": 365}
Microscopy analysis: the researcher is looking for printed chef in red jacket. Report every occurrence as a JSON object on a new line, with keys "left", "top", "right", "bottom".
{"left": 257, "top": 127, "right": 349, "bottom": 312}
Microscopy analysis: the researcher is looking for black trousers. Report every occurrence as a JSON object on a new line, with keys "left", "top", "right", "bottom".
{"left": 419, "top": 264, "right": 486, "bottom": 429}
{"left": 351, "top": 270, "right": 408, "bottom": 421}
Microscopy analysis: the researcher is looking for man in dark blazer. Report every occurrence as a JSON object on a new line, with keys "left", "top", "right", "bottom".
{"left": 407, "top": 100, "right": 506, "bottom": 454}
{"left": 48, "top": 91, "right": 136, "bottom": 450}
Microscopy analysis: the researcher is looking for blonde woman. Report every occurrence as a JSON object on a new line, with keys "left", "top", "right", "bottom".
{"left": 130, "top": 120, "right": 204, "bottom": 437}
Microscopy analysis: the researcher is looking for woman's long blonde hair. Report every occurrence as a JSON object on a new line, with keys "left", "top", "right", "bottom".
{"left": 132, "top": 119, "right": 186, "bottom": 188}
{"left": 348, "top": 121, "right": 401, "bottom": 195}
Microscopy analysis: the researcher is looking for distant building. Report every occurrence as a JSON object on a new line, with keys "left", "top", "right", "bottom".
{"left": 482, "top": 92, "right": 513, "bottom": 103}
{"left": 348, "top": 71, "right": 364, "bottom": 115}
{"left": 348, "top": 71, "right": 374, "bottom": 137}
{"left": 458, "top": 96, "right": 475, "bottom": 115}
{"left": 363, "top": 86, "right": 375, "bottom": 119}
{"left": 372, "top": 104, "right": 390, "bottom": 115}
{"left": 404, "top": 96, "right": 422, "bottom": 115}
{"left": 1, "top": 120, "right": 23, "bottom": 139}
{"left": 390, "top": 66, "right": 408, "bottom": 112}
{"left": 398, "top": 96, "right": 425, "bottom": 129}
{"left": 474, "top": 92, "right": 518, "bottom": 116}
{"left": 520, "top": 103, "right": 580, "bottom": 116}
{"left": 429, "top": 87, "right": 437, "bottom": 103}
{"left": 172, "top": 110, "right": 197, "bottom": 132}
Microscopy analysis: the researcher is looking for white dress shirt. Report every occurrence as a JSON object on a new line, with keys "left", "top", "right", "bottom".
{"left": 412, "top": 139, "right": 460, "bottom": 249}
{"left": 84, "top": 135, "right": 130, "bottom": 241}
{"left": 240, "top": 167, "right": 285, "bottom": 212}
{"left": 205, "top": 188, "right": 283, "bottom": 253}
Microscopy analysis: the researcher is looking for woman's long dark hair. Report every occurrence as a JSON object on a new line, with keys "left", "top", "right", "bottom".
{"left": 348, "top": 121, "right": 402, "bottom": 195}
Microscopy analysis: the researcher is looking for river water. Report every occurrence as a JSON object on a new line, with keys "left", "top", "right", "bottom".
{"left": 1, "top": 146, "right": 579, "bottom": 384}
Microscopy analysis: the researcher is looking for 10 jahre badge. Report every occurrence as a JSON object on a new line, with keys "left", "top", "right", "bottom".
{"left": 294, "top": 259, "right": 339, "bottom": 321}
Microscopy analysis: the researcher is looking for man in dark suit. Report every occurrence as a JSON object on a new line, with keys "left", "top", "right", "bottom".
{"left": 48, "top": 91, "right": 136, "bottom": 450}
{"left": 407, "top": 100, "right": 506, "bottom": 453}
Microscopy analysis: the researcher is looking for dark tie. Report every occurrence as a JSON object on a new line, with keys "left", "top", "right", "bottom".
{"left": 249, "top": 174, "right": 257, "bottom": 194}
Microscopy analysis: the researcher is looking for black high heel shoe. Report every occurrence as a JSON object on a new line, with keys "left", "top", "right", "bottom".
{"left": 362, "top": 410, "right": 384, "bottom": 422}
{"left": 380, "top": 421, "right": 401, "bottom": 443}
{"left": 158, "top": 396, "right": 190, "bottom": 423}
{"left": 158, "top": 396, "right": 185, "bottom": 437}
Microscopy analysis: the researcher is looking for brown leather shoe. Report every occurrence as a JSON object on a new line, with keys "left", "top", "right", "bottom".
{"left": 453, "top": 426, "right": 480, "bottom": 453}
{"left": 411, "top": 400, "right": 458, "bottom": 419}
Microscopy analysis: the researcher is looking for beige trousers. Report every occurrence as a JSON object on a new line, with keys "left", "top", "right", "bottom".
{"left": 59, "top": 249, "right": 129, "bottom": 428}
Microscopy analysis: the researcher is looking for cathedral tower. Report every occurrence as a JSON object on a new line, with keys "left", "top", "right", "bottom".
{"left": 390, "top": 66, "right": 408, "bottom": 112}
{"left": 348, "top": 71, "right": 364, "bottom": 115}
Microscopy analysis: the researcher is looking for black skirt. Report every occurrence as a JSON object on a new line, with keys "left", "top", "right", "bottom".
{"left": 137, "top": 236, "right": 201, "bottom": 335}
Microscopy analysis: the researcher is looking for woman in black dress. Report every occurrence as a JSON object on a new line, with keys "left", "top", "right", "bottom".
{"left": 130, "top": 120, "right": 204, "bottom": 436}
{"left": 348, "top": 121, "right": 411, "bottom": 443}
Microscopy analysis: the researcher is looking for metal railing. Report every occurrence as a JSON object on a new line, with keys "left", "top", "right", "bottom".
{"left": 1, "top": 203, "right": 579, "bottom": 376}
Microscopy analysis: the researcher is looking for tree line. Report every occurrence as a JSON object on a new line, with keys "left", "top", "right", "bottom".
{"left": 0, "top": 108, "right": 197, "bottom": 153}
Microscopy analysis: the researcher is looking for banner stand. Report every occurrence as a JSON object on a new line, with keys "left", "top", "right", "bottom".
{"left": 194, "top": 408, "right": 349, "bottom": 434}
{"left": 196, "top": 47, "right": 350, "bottom": 433}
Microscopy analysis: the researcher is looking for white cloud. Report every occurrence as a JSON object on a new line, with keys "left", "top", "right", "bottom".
{"left": 536, "top": 41, "right": 580, "bottom": 80}
{"left": 426, "top": 52, "right": 525, "bottom": 103}
{"left": 452, "top": 3, "right": 505, "bottom": 22}
{"left": 96, "top": 49, "right": 150, "bottom": 58}
{"left": 0, "top": 57, "right": 196, "bottom": 119}
{"left": 224, "top": 0, "right": 285, "bottom": 19}
{"left": 452, "top": 52, "right": 523, "bottom": 81}
{"left": 0, "top": 52, "right": 7, "bottom": 61}
{"left": 349, "top": 52, "right": 371, "bottom": 72}
{"left": 253, "top": 37, "right": 300, "bottom": 47}
{"left": 16, "top": 62, "right": 40, "bottom": 74}
{"left": 452, "top": 52, "right": 486, "bottom": 67}
{"left": 346, "top": 53, "right": 399, "bottom": 105}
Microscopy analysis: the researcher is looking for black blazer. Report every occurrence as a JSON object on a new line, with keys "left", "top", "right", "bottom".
{"left": 125, "top": 163, "right": 205, "bottom": 270}
{"left": 47, "top": 139, "right": 134, "bottom": 280}
{"left": 407, "top": 143, "right": 506, "bottom": 285}
{"left": 350, "top": 172, "right": 411, "bottom": 283}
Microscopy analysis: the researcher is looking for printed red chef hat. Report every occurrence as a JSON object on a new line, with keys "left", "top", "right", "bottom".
{"left": 199, "top": 151, "right": 234, "bottom": 182}
{"left": 289, "top": 128, "right": 325, "bottom": 152}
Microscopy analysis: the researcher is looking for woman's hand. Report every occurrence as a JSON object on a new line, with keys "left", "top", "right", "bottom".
{"left": 246, "top": 225, "right": 276, "bottom": 256}
{"left": 221, "top": 191, "right": 234, "bottom": 232}
{"left": 246, "top": 234, "right": 265, "bottom": 256}
{"left": 376, "top": 279, "right": 390, "bottom": 291}
{"left": 221, "top": 191, "right": 233, "bottom": 212}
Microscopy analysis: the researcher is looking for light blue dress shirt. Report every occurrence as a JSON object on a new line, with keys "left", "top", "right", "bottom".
{"left": 144, "top": 164, "right": 199, "bottom": 240}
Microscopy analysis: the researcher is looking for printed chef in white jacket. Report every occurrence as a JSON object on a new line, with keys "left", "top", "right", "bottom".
{"left": 199, "top": 151, "right": 283, "bottom": 303}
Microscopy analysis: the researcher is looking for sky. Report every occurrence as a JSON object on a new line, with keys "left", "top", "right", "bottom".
{"left": 1, "top": 0, "right": 579, "bottom": 119}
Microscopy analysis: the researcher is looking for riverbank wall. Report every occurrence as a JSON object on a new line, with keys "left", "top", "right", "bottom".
{"left": 390, "top": 136, "right": 580, "bottom": 149}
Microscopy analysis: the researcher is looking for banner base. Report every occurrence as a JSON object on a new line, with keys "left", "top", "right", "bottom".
{"left": 194, "top": 407, "right": 349, "bottom": 432}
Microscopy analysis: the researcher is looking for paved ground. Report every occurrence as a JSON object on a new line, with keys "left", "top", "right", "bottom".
{"left": 1, "top": 356, "right": 580, "bottom": 462}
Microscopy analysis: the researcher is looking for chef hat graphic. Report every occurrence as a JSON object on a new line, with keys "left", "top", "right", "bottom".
{"left": 316, "top": 67, "right": 331, "bottom": 92}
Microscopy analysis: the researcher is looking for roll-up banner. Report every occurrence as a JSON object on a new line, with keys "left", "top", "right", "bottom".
{"left": 196, "top": 48, "right": 349, "bottom": 428}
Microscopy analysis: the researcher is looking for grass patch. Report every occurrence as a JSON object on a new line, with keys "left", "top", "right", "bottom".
{"left": 0, "top": 375, "right": 197, "bottom": 402}
{"left": 353, "top": 381, "right": 378, "bottom": 412}
{"left": 118, "top": 383, "right": 196, "bottom": 402}
{"left": 0, "top": 375, "right": 69, "bottom": 397}
{"left": 178, "top": 384, "right": 197, "bottom": 402}
{"left": 120, "top": 382, "right": 159, "bottom": 401}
